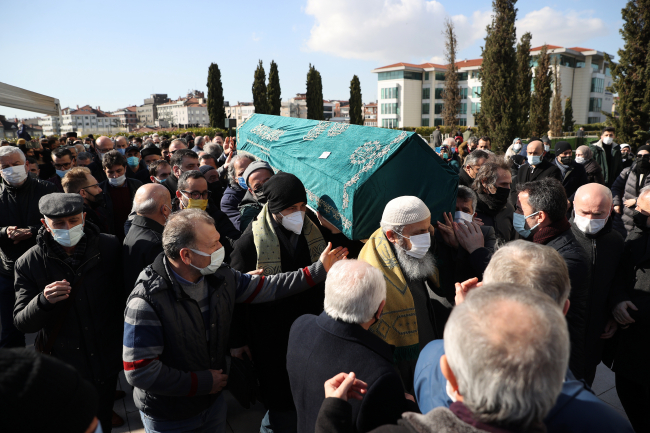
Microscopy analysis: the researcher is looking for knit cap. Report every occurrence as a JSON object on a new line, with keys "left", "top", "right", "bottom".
{"left": 381, "top": 196, "right": 431, "bottom": 225}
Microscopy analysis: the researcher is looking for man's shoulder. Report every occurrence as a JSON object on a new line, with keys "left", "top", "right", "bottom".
{"left": 32, "top": 177, "right": 58, "bottom": 194}
{"left": 14, "top": 243, "right": 44, "bottom": 271}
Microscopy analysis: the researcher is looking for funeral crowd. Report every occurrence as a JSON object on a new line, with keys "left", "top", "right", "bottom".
{"left": 0, "top": 126, "right": 645, "bottom": 433}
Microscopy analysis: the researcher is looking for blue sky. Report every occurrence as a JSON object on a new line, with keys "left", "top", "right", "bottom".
{"left": 2, "top": 0, "right": 626, "bottom": 121}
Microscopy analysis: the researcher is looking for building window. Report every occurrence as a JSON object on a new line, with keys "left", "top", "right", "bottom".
{"left": 459, "top": 87, "right": 468, "bottom": 99}
{"left": 471, "top": 87, "right": 482, "bottom": 98}
{"left": 591, "top": 63, "right": 600, "bottom": 73}
{"left": 422, "top": 88, "right": 431, "bottom": 99}
{"left": 422, "top": 103, "right": 430, "bottom": 114}
{"left": 382, "top": 119, "right": 398, "bottom": 128}
{"left": 591, "top": 78, "right": 604, "bottom": 93}
{"left": 378, "top": 71, "right": 422, "bottom": 81}
{"left": 381, "top": 103, "right": 399, "bottom": 115}
{"left": 435, "top": 72, "right": 446, "bottom": 81}
{"left": 434, "top": 118, "right": 444, "bottom": 126}
{"left": 588, "top": 117, "right": 601, "bottom": 124}
{"left": 459, "top": 103, "right": 467, "bottom": 115}
{"left": 421, "top": 118, "right": 430, "bottom": 126}
{"left": 425, "top": 72, "right": 430, "bottom": 81}
{"left": 589, "top": 98, "right": 602, "bottom": 112}
{"left": 605, "top": 66, "right": 611, "bottom": 77}
{"left": 471, "top": 102, "right": 482, "bottom": 114}
{"left": 435, "top": 88, "right": 444, "bottom": 99}
{"left": 382, "top": 87, "right": 398, "bottom": 99}
{"left": 470, "top": 71, "right": 481, "bottom": 79}
{"left": 458, "top": 72, "right": 468, "bottom": 81}
{"left": 434, "top": 103, "right": 444, "bottom": 115}
{"left": 458, "top": 118, "right": 467, "bottom": 126}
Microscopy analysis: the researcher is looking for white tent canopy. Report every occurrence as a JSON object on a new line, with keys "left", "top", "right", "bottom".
{"left": 0, "top": 82, "right": 60, "bottom": 116}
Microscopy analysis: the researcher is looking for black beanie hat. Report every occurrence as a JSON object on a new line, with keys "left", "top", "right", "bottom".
{"left": 555, "top": 141, "right": 572, "bottom": 155}
{"left": 0, "top": 348, "right": 98, "bottom": 433}
{"left": 637, "top": 145, "right": 650, "bottom": 154}
{"left": 262, "top": 172, "right": 308, "bottom": 214}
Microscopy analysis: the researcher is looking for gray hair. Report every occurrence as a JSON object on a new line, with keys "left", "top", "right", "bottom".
{"left": 324, "top": 260, "right": 386, "bottom": 324}
{"left": 74, "top": 144, "right": 85, "bottom": 154}
{"left": 472, "top": 157, "right": 511, "bottom": 193}
{"left": 194, "top": 136, "right": 204, "bottom": 147}
{"left": 227, "top": 154, "right": 256, "bottom": 187}
{"left": 457, "top": 186, "right": 477, "bottom": 213}
{"left": 483, "top": 240, "right": 570, "bottom": 306}
{"left": 143, "top": 139, "right": 155, "bottom": 148}
{"left": 162, "top": 209, "right": 215, "bottom": 260}
{"left": 204, "top": 143, "right": 223, "bottom": 159}
{"left": 467, "top": 136, "right": 479, "bottom": 147}
{"left": 444, "top": 283, "right": 569, "bottom": 430}
{"left": 0, "top": 146, "right": 26, "bottom": 162}
{"left": 576, "top": 145, "right": 593, "bottom": 160}
{"left": 132, "top": 198, "right": 159, "bottom": 215}
{"left": 77, "top": 152, "right": 92, "bottom": 162}
{"left": 380, "top": 221, "right": 405, "bottom": 237}
{"left": 639, "top": 185, "right": 650, "bottom": 201}
{"left": 463, "top": 149, "right": 489, "bottom": 168}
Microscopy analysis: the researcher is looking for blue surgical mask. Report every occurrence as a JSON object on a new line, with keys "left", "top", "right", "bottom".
{"left": 56, "top": 168, "right": 71, "bottom": 178}
{"left": 127, "top": 156, "right": 140, "bottom": 168}
{"left": 442, "top": 153, "right": 449, "bottom": 159}
{"left": 527, "top": 155, "right": 542, "bottom": 166}
{"left": 46, "top": 215, "right": 85, "bottom": 247}
{"left": 116, "top": 148, "right": 126, "bottom": 155}
{"left": 155, "top": 177, "right": 167, "bottom": 184}
{"left": 513, "top": 211, "right": 540, "bottom": 238}
{"left": 237, "top": 177, "right": 247, "bottom": 189}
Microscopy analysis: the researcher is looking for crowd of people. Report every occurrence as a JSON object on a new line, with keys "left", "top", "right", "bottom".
{"left": 0, "top": 126, "right": 645, "bottom": 433}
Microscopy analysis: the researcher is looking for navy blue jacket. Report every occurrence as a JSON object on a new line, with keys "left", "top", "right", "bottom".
{"left": 221, "top": 185, "right": 246, "bottom": 231}
{"left": 414, "top": 340, "right": 634, "bottom": 433}
{"left": 288, "top": 312, "right": 418, "bottom": 433}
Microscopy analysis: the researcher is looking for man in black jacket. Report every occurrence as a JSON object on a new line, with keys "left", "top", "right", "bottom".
{"left": 0, "top": 146, "right": 57, "bottom": 348}
{"left": 570, "top": 183, "right": 624, "bottom": 386}
{"left": 123, "top": 183, "right": 171, "bottom": 297}
{"left": 472, "top": 157, "right": 515, "bottom": 242}
{"left": 13, "top": 193, "right": 123, "bottom": 432}
{"left": 509, "top": 140, "right": 561, "bottom": 207}
{"left": 163, "top": 146, "right": 196, "bottom": 197}
{"left": 552, "top": 141, "right": 588, "bottom": 215}
{"left": 62, "top": 167, "right": 111, "bottom": 234}
{"left": 458, "top": 150, "right": 488, "bottom": 188}
{"left": 515, "top": 178, "right": 590, "bottom": 380}
{"left": 288, "top": 259, "right": 418, "bottom": 433}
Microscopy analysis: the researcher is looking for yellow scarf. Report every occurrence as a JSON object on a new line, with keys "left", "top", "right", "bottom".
{"left": 252, "top": 204, "right": 326, "bottom": 276}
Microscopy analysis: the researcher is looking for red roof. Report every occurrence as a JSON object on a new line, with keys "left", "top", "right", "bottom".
{"left": 530, "top": 45, "right": 563, "bottom": 51}
{"left": 568, "top": 47, "right": 595, "bottom": 52}
{"left": 375, "top": 59, "right": 480, "bottom": 71}
{"left": 70, "top": 110, "right": 95, "bottom": 116}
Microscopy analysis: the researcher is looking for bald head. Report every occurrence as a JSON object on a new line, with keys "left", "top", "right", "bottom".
{"left": 527, "top": 140, "right": 543, "bottom": 156}
{"left": 573, "top": 183, "right": 613, "bottom": 222}
{"left": 115, "top": 136, "right": 128, "bottom": 148}
{"left": 132, "top": 184, "right": 172, "bottom": 224}
{"left": 169, "top": 140, "right": 187, "bottom": 153}
{"left": 95, "top": 136, "right": 114, "bottom": 153}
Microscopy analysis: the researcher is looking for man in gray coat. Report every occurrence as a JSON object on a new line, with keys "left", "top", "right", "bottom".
{"left": 431, "top": 126, "right": 442, "bottom": 148}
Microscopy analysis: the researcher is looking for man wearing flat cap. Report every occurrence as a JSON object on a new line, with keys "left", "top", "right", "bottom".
{"left": 552, "top": 141, "right": 588, "bottom": 215}
{"left": 230, "top": 172, "right": 356, "bottom": 433}
{"left": 358, "top": 196, "right": 440, "bottom": 391}
{"left": 13, "top": 193, "right": 124, "bottom": 433}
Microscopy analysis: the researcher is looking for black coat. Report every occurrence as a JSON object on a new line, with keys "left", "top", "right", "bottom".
{"left": 553, "top": 160, "right": 588, "bottom": 201}
{"left": 543, "top": 229, "right": 590, "bottom": 380}
{"left": 229, "top": 211, "right": 354, "bottom": 411}
{"left": 474, "top": 194, "right": 515, "bottom": 243}
{"left": 13, "top": 224, "right": 124, "bottom": 383}
{"left": 98, "top": 177, "right": 143, "bottom": 236}
{"left": 122, "top": 215, "right": 164, "bottom": 297}
{"left": 288, "top": 312, "right": 418, "bottom": 433}
{"left": 611, "top": 165, "right": 650, "bottom": 235}
{"left": 162, "top": 173, "right": 178, "bottom": 198}
{"left": 509, "top": 159, "right": 562, "bottom": 207}
{"left": 0, "top": 176, "right": 57, "bottom": 277}
{"left": 570, "top": 217, "right": 625, "bottom": 367}
{"left": 458, "top": 168, "right": 473, "bottom": 188}
{"left": 583, "top": 159, "right": 605, "bottom": 185}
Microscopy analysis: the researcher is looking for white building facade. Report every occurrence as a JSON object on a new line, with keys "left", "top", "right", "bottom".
{"left": 157, "top": 98, "right": 210, "bottom": 127}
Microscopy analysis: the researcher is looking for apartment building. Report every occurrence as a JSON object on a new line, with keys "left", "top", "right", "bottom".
{"left": 39, "top": 105, "right": 120, "bottom": 136}
{"left": 364, "top": 102, "right": 378, "bottom": 127}
{"left": 112, "top": 106, "right": 138, "bottom": 130}
{"left": 225, "top": 102, "right": 256, "bottom": 125}
{"left": 157, "top": 96, "right": 210, "bottom": 127}
{"left": 372, "top": 45, "right": 614, "bottom": 129}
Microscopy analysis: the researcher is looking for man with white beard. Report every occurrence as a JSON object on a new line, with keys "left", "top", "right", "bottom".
{"left": 358, "top": 196, "right": 439, "bottom": 391}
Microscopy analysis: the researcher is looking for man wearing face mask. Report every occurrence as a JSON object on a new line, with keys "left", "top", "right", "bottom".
{"left": 46, "top": 147, "right": 77, "bottom": 192}
{"left": 515, "top": 177, "right": 590, "bottom": 379}
{"left": 0, "top": 146, "right": 57, "bottom": 348}
{"left": 620, "top": 144, "right": 634, "bottom": 169}
{"left": 238, "top": 160, "right": 275, "bottom": 232}
{"left": 163, "top": 148, "right": 198, "bottom": 197}
{"left": 114, "top": 136, "right": 129, "bottom": 155}
{"left": 221, "top": 154, "right": 255, "bottom": 230}
{"left": 471, "top": 157, "right": 515, "bottom": 242}
{"left": 541, "top": 136, "right": 555, "bottom": 163}
{"left": 570, "top": 183, "right": 624, "bottom": 386}
{"left": 552, "top": 141, "right": 588, "bottom": 215}
{"left": 62, "top": 167, "right": 111, "bottom": 235}
{"left": 13, "top": 193, "right": 124, "bottom": 433}
{"left": 124, "top": 146, "right": 150, "bottom": 184}
{"left": 98, "top": 150, "right": 142, "bottom": 241}
{"left": 229, "top": 172, "right": 355, "bottom": 433}
{"left": 123, "top": 184, "right": 172, "bottom": 296}
{"left": 590, "top": 127, "right": 623, "bottom": 187}
{"left": 86, "top": 136, "right": 113, "bottom": 183}
{"left": 611, "top": 145, "right": 650, "bottom": 236}
{"left": 123, "top": 209, "right": 347, "bottom": 433}
{"left": 510, "top": 139, "right": 561, "bottom": 207}
{"left": 358, "top": 196, "right": 439, "bottom": 392}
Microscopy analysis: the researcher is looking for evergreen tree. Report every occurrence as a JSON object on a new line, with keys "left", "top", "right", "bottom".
{"left": 606, "top": 0, "right": 650, "bottom": 148}
{"left": 349, "top": 75, "right": 363, "bottom": 125}
{"left": 515, "top": 32, "right": 533, "bottom": 138}
{"left": 442, "top": 18, "right": 460, "bottom": 129}
{"left": 207, "top": 63, "right": 226, "bottom": 128}
{"left": 267, "top": 60, "right": 282, "bottom": 116}
{"left": 563, "top": 97, "right": 575, "bottom": 133}
{"left": 252, "top": 60, "right": 268, "bottom": 115}
{"left": 549, "top": 58, "right": 563, "bottom": 137}
{"left": 477, "top": 0, "right": 519, "bottom": 152}
{"left": 306, "top": 64, "right": 324, "bottom": 120}
{"left": 529, "top": 45, "right": 553, "bottom": 137}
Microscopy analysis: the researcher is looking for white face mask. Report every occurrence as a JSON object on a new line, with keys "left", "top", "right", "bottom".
{"left": 603, "top": 136, "right": 614, "bottom": 145}
{"left": 454, "top": 211, "right": 473, "bottom": 224}
{"left": 397, "top": 232, "right": 431, "bottom": 259}
{"left": 513, "top": 144, "right": 522, "bottom": 152}
{"left": 574, "top": 212, "right": 609, "bottom": 235}
{"left": 46, "top": 215, "right": 85, "bottom": 247}
{"left": 1, "top": 164, "right": 28, "bottom": 186}
{"left": 108, "top": 174, "right": 126, "bottom": 187}
{"left": 527, "top": 155, "right": 542, "bottom": 166}
{"left": 189, "top": 247, "right": 225, "bottom": 275}
{"left": 575, "top": 156, "right": 586, "bottom": 164}
{"left": 281, "top": 211, "right": 305, "bottom": 235}
{"left": 544, "top": 144, "right": 550, "bottom": 152}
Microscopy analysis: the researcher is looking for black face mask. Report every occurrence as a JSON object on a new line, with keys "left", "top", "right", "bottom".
{"left": 87, "top": 191, "right": 105, "bottom": 209}
{"left": 632, "top": 210, "right": 649, "bottom": 229}
{"left": 636, "top": 155, "right": 650, "bottom": 170}
{"left": 254, "top": 189, "right": 267, "bottom": 204}
{"left": 560, "top": 156, "right": 572, "bottom": 165}
{"left": 491, "top": 186, "right": 510, "bottom": 206}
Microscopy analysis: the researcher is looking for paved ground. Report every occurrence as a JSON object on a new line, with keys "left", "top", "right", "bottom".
{"left": 17, "top": 333, "right": 627, "bottom": 432}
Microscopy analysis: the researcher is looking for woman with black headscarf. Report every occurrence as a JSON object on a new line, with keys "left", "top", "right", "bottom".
{"left": 612, "top": 145, "right": 650, "bottom": 236}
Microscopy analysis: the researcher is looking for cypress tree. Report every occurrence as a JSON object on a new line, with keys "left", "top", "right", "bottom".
{"left": 207, "top": 63, "right": 226, "bottom": 128}
{"left": 267, "top": 60, "right": 282, "bottom": 116}
{"left": 442, "top": 18, "right": 460, "bottom": 129}
{"left": 606, "top": 0, "right": 650, "bottom": 148}
{"left": 549, "top": 58, "right": 563, "bottom": 137}
{"left": 349, "top": 75, "right": 363, "bottom": 125}
{"left": 515, "top": 32, "right": 533, "bottom": 138}
{"left": 563, "top": 97, "right": 575, "bottom": 133}
{"left": 477, "top": 0, "right": 518, "bottom": 152}
{"left": 252, "top": 60, "right": 268, "bottom": 115}
{"left": 529, "top": 45, "right": 553, "bottom": 137}
{"left": 306, "top": 64, "right": 324, "bottom": 121}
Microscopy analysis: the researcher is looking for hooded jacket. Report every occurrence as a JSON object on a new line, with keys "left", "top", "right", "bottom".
{"left": 590, "top": 140, "right": 622, "bottom": 186}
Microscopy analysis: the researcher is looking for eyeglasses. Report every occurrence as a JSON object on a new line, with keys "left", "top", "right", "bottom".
{"left": 54, "top": 161, "right": 73, "bottom": 170}
{"left": 82, "top": 183, "right": 99, "bottom": 190}
{"left": 181, "top": 190, "right": 211, "bottom": 200}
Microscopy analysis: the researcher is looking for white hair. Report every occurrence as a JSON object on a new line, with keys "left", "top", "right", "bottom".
{"left": 0, "top": 146, "right": 26, "bottom": 162}
{"left": 324, "top": 260, "right": 386, "bottom": 324}
{"left": 444, "top": 283, "right": 569, "bottom": 430}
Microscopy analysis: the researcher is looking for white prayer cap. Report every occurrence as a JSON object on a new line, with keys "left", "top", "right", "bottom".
{"left": 621, "top": 143, "right": 631, "bottom": 150}
{"left": 381, "top": 196, "right": 431, "bottom": 226}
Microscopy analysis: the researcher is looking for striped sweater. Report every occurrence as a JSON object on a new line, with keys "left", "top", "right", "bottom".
{"left": 123, "top": 257, "right": 325, "bottom": 398}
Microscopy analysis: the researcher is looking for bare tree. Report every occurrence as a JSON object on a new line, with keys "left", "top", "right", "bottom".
{"left": 442, "top": 18, "right": 461, "bottom": 129}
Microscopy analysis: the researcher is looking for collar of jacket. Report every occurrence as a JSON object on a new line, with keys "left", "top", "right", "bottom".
{"left": 315, "top": 311, "right": 394, "bottom": 363}
{"left": 1, "top": 172, "right": 33, "bottom": 191}
{"left": 150, "top": 252, "right": 225, "bottom": 301}
{"left": 132, "top": 215, "right": 164, "bottom": 234}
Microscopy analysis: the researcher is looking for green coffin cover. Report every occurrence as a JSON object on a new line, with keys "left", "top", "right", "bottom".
{"left": 237, "top": 114, "right": 458, "bottom": 240}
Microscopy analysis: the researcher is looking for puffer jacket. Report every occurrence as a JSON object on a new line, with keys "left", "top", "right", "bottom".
{"left": 611, "top": 164, "right": 650, "bottom": 235}
{"left": 13, "top": 223, "right": 124, "bottom": 383}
